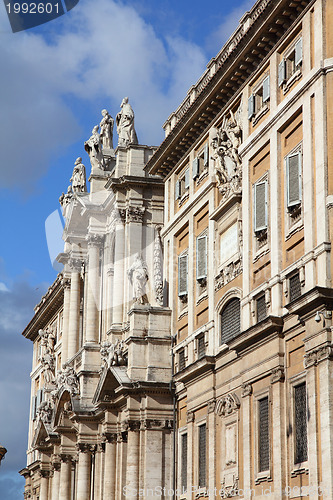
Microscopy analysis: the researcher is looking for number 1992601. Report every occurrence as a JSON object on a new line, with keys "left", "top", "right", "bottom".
{"left": 6, "top": 2, "right": 60, "bottom": 14}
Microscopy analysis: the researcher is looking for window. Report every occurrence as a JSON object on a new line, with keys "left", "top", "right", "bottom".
{"left": 193, "top": 144, "right": 209, "bottom": 179}
{"left": 221, "top": 298, "right": 241, "bottom": 344}
{"left": 198, "top": 424, "right": 206, "bottom": 488}
{"left": 196, "top": 234, "right": 207, "bottom": 282}
{"left": 278, "top": 37, "right": 302, "bottom": 89}
{"left": 258, "top": 397, "right": 269, "bottom": 472}
{"left": 289, "top": 273, "right": 301, "bottom": 302}
{"left": 294, "top": 383, "right": 308, "bottom": 464}
{"left": 286, "top": 150, "right": 302, "bottom": 209}
{"left": 178, "top": 253, "right": 188, "bottom": 298}
{"left": 175, "top": 168, "right": 190, "bottom": 200}
{"left": 181, "top": 433, "right": 188, "bottom": 491}
{"left": 256, "top": 295, "right": 267, "bottom": 322}
{"left": 197, "top": 334, "right": 205, "bottom": 359}
{"left": 178, "top": 348, "right": 186, "bottom": 371}
{"left": 254, "top": 180, "right": 268, "bottom": 233}
{"left": 248, "top": 75, "right": 270, "bottom": 122}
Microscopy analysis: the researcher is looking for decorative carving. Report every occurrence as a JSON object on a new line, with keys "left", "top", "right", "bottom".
{"left": 59, "top": 185, "right": 74, "bottom": 207}
{"left": 211, "top": 108, "right": 242, "bottom": 201}
{"left": 84, "top": 125, "right": 105, "bottom": 171}
{"left": 37, "top": 400, "right": 53, "bottom": 424}
{"left": 100, "top": 339, "right": 127, "bottom": 367}
{"left": 215, "top": 257, "right": 242, "bottom": 291}
{"left": 127, "top": 253, "right": 149, "bottom": 305}
{"left": 215, "top": 393, "right": 240, "bottom": 416}
{"left": 55, "top": 363, "right": 79, "bottom": 396}
{"left": 304, "top": 344, "right": 333, "bottom": 368}
{"left": 208, "top": 400, "right": 216, "bottom": 413}
{"left": 77, "top": 443, "right": 96, "bottom": 454}
{"left": 70, "top": 157, "right": 87, "bottom": 193}
{"left": 153, "top": 227, "right": 163, "bottom": 306}
{"left": 39, "top": 328, "right": 55, "bottom": 384}
{"left": 126, "top": 206, "right": 145, "bottom": 223}
{"left": 116, "top": 97, "right": 138, "bottom": 147}
{"left": 61, "top": 277, "right": 71, "bottom": 289}
{"left": 241, "top": 383, "right": 252, "bottom": 398}
{"left": 220, "top": 475, "right": 239, "bottom": 498}
{"left": 270, "top": 367, "right": 285, "bottom": 384}
{"left": 87, "top": 233, "right": 104, "bottom": 247}
{"left": 100, "top": 109, "right": 114, "bottom": 150}
{"left": 186, "top": 410, "right": 195, "bottom": 423}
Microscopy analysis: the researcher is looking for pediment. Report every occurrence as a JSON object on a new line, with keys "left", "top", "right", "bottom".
{"left": 32, "top": 419, "right": 50, "bottom": 449}
{"left": 93, "top": 366, "right": 131, "bottom": 404}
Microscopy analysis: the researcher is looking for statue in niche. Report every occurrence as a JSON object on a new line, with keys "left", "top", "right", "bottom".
{"left": 70, "top": 157, "right": 87, "bottom": 193}
{"left": 127, "top": 253, "right": 149, "bottom": 304}
{"left": 100, "top": 109, "right": 114, "bottom": 149}
{"left": 116, "top": 97, "right": 138, "bottom": 147}
{"left": 84, "top": 125, "right": 105, "bottom": 170}
{"left": 211, "top": 106, "right": 242, "bottom": 200}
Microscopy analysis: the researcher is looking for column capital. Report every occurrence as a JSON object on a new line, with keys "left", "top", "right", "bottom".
{"left": 38, "top": 469, "right": 51, "bottom": 479}
{"left": 68, "top": 257, "right": 83, "bottom": 272}
{"left": 60, "top": 453, "right": 75, "bottom": 463}
{"left": 208, "top": 400, "right": 216, "bottom": 413}
{"left": 86, "top": 233, "right": 105, "bottom": 247}
{"left": 76, "top": 443, "right": 96, "bottom": 454}
{"left": 104, "top": 432, "right": 118, "bottom": 443}
{"left": 270, "top": 366, "right": 285, "bottom": 384}
{"left": 241, "top": 382, "right": 252, "bottom": 397}
{"left": 61, "top": 277, "right": 71, "bottom": 289}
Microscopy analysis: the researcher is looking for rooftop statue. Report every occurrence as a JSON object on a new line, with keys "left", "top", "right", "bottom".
{"left": 100, "top": 109, "right": 114, "bottom": 150}
{"left": 116, "top": 97, "right": 138, "bottom": 147}
{"left": 127, "top": 253, "right": 149, "bottom": 305}
{"left": 84, "top": 125, "right": 105, "bottom": 171}
{"left": 70, "top": 157, "right": 87, "bottom": 193}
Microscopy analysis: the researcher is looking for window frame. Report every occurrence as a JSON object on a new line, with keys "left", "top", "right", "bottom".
{"left": 286, "top": 150, "right": 302, "bottom": 209}
{"left": 254, "top": 388, "right": 272, "bottom": 484}
{"left": 178, "top": 252, "right": 188, "bottom": 298}
{"left": 196, "top": 233, "right": 208, "bottom": 282}
{"left": 254, "top": 179, "right": 268, "bottom": 233}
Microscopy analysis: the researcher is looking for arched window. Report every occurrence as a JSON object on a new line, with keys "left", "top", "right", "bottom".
{"left": 221, "top": 298, "right": 241, "bottom": 344}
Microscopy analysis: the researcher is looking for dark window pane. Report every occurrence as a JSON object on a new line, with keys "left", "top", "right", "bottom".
{"left": 256, "top": 295, "right": 267, "bottom": 322}
{"left": 179, "top": 349, "right": 185, "bottom": 371}
{"left": 295, "top": 383, "right": 308, "bottom": 463}
{"left": 198, "top": 424, "right": 206, "bottom": 487}
{"left": 259, "top": 397, "right": 269, "bottom": 472}
{"left": 198, "top": 335, "right": 205, "bottom": 359}
{"left": 181, "top": 433, "right": 187, "bottom": 491}
{"left": 289, "top": 273, "right": 301, "bottom": 302}
{"left": 221, "top": 298, "right": 241, "bottom": 344}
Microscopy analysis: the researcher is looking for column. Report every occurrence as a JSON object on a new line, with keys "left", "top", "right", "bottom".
{"left": 304, "top": 354, "right": 319, "bottom": 500}
{"left": 318, "top": 350, "right": 333, "bottom": 497}
{"left": 241, "top": 383, "right": 252, "bottom": 500}
{"left": 39, "top": 471, "right": 49, "bottom": 500}
{"left": 113, "top": 219, "right": 125, "bottom": 326}
{"left": 104, "top": 434, "right": 117, "bottom": 499}
{"left": 106, "top": 267, "right": 114, "bottom": 331}
{"left": 51, "top": 461, "right": 61, "bottom": 500}
{"left": 94, "top": 444, "right": 104, "bottom": 500}
{"left": 270, "top": 369, "right": 285, "bottom": 499}
{"left": 59, "top": 455, "right": 72, "bottom": 500}
{"left": 126, "top": 423, "right": 140, "bottom": 500}
{"left": 186, "top": 410, "right": 194, "bottom": 499}
{"left": 208, "top": 402, "right": 216, "bottom": 500}
{"left": 76, "top": 444, "right": 92, "bottom": 500}
{"left": 61, "top": 277, "right": 71, "bottom": 365}
{"left": 85, "top": 235, "right": 103, "bottom": 343}
{"left": 68, "top": 261, "right": 81, "bottom": 359}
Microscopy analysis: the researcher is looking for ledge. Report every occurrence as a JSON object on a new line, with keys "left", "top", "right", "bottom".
{"left": 285, "top": 286, "right": 333, "bottom": 318}
{"left": 228, "top": 315, "right": 283, "bottom": 353}
{"left": 173, "top": 356, "right": 215, "bottom": 384}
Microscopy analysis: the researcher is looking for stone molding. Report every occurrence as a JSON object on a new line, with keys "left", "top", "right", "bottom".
{"left": 304, "top": 344, "right": 333, "bottom": 368}
{"left": 215, "top": 393, "right": 240, "bottom": 416}
{"left": 61, "top": 277, "right": 71, "bottom": 289}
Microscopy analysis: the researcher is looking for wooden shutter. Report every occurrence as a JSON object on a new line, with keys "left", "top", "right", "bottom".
{"left": 178, "top": 254, "right": 188, "bottom": 296}
{"left": 262, "top": 75, "right": 270, "bottom": 103}
{"left": 248, "top": 94, "right": 255, "bottom": 119}
{"left": 295, "top": 37, "right": 303, "bottom": 66}
{"left": 221, "top": 298, "right": 241, "bottom": 344}
{"left": 175, "top": 180, "right": 181, "bottom": 200}
{"left": 31, "top": 395, "right": 37, "bottom": 420}
{"left": 192, "top": 157, "right": 199, "bottom": 179}
{"left": 198, "top": 424, "right": 207, "bottom": 487}
{"left": 287, "top": 151, "right": 302, "bottom": 207}
{"left": 203, "top": 144, "right": 209, "bottom": 167}
{"left": 278, "top": 60, "right": 286, "bottom": 86}
{"left": 184, "top": 168, "right": 190, "bottom": 189}
{"left": 254, "top": 181, "right": 267, "bottom": 232}
{"left": 196, "top": 235, "right": 207, "bottom": 280}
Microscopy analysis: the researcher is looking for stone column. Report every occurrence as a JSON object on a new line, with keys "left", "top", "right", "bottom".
{"left": 59, "top": 455, "right": 72, "bottom": 500}
{"left": 76, "top": 444, "right": 92, "bottom": 500}
{"left": 186, "top": 410, "right": 194, "bottom": 496}
{"left": 68, "top": 260, "right": 81, "bottom": 359}
{"left": 104, "top": 434, "right": 117, "bottom": 499}
{"left": 126, "top": 423, "right": 140, "bottom": 500}
{"left": 39, "top": 471, "right": 49, "bottom": 500}
{"left": 85, "top": 235, "right": 103, "bottom": 344}
{"left": 106, "top": 267, "right": 114, "bottom": 331}
{"left": 241, "top": 383, "right": 252, "bottom": 500}
{"left": 51, "top": 461, "right": 61, "bottom": 500}
{"left": 270, "top": 369, "right": 285, "bottom": 499}
{"left": 61, "top": 277, "right": 71, "bottom": 365}
{"left": 112, "top": 213, "right": 125, "bottom": 326}
{"left": 208, "top": 402, "right": 216, "bottom": 500}
{"left": 94, "top": 444, "right": 104, "bottom": 500}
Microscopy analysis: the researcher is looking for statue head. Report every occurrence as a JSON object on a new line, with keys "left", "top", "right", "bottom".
{"left": 75, "top": 157, "right": 82, "bottom": 165}
{"left": 121, "top": 97, "right": 129, "bottom": 107}
{"left": 92, "top": 125, "right": 99, "bottom": 134}
{"left": 101, "top": 109, "right": 108, "bottom": 117}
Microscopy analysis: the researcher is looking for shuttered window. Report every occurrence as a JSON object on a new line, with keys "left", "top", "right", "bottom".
{"left": 287, "top": 151, "right": 302, "bottom": 207}
{"left": 248, "top": 94, "right": 255, "bottom": 119}
{"left": 198, "top": 424, "right": 206, "bottom": 488}
{"left": 175, "top": 180, "right": 181, "bottom": 200}
{"left": 221, "top": 298, "right": 241, "bottom": 344}
{"left": 197, "top": 334, "right": 205, "bottom": 359}
{"left": 184, "top": 168, "right": 190, "bottom": 189}
{"left": 193, "top": 157, "right": 199, "bottom": 179}
{"left": 254, "top": 181, "right": 268, "bottom": 232}
{"left": 178, "top": 254, "right": 188, "bottom": 296}
{"left": 262, "top": 76, "right": 270, "bottom": 103}
{"left": 295, "top": 38, "right": 303, "bottom": 66}
{"left": 289, "top": 273, "right": 301, "bottom": 302}
{"left": 196, "top": 235, "right": 207, "bottom": 280}
{"left": 295, "top": 383, "right": 308, "bottom": 464}
{"left": 258, "top": 397, "right": 270, "bottom": 472}
{"left": 178, "top": 348, "right": 185, "bottom": 371}
{"left": 181, "top": 433, "right": 188, "bottom": 491}
{"left": 278, "top": 59, "right": 286, "bottom": 86}
{"left": 256, "top": 295, "right": 267, "bottom": 322}
{"left": 203, "top": 144, "right": 209, "bottom": 167}
{"left": 31, "top": 395, "right": 37, "bottom": 420}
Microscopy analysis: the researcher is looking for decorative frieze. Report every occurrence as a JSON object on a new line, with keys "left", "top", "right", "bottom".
{"left": 215, "top": 257, "right": 242, "bottom": 291}
{"left": 153, "top": 227, "right": 164, "bottom": 306}
{"left": 215, "top": 393, "right": 240, "bottom": 416}
{"left": 304, "top": 344, "right": 333, "bottom": 368}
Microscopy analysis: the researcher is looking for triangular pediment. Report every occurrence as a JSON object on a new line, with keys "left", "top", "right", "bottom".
{"left": 93, "top": 366, "right": 131, "bottom": 404}
{"left": 32, "top": 419, "right": 50, "bottom": 449}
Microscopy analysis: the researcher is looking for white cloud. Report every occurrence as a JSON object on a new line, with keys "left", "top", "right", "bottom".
{"left": 0, "top": 282, "right": 9, "bottom": 292}
{"left": 0, "top": 0, "right": 207, "bottom": 191}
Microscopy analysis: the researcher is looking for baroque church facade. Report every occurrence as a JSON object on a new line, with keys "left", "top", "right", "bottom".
{"left": 21, "top": 0, "right": 333, "bottom": 499}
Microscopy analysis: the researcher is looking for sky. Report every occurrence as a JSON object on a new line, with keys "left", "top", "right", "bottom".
{"left": 0, "top": 0, "right": 254, "bottom": 497}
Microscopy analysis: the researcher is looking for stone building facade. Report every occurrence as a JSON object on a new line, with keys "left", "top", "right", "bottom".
{"left": 21, "top": 0, "right": 333, "bottom": 499}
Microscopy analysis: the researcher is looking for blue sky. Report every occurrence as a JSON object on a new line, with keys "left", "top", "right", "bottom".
{"left": 0, "top": 0, "right": 253, "bottom": 497}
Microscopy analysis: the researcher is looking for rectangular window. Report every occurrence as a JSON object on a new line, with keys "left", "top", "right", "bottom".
{"left": 181, "top": 433, "right": 188, "bottom": 491}
{"left": 254, "top": 181, "right": 268, "bottom": 232}
{"left": 289, "top": 273, "right": 301, "bottom": 302}
{"left": 178, "top": 254, "right": 188, "bottom": 297}
{"left": 279, "top": 37, "right": 302, "bottom": 87}
{"left": 258, "top": 397, "right": 269, "bottom": 472}
{"left": 286, "top": 151, "right": 302, "bottom": 208}
{"left": 178, "top": 348, "right": 185, "bottom": 371}
{"left": 256, "top": 295, "right": 267, "bottom": 322}
{"left": 193, "top": 157, "right": 199, "bottom": 179}
{"left": 294, "top": 383, "right": 308, "bottom": 464}
{"left": 196, "top": 235, "right": 207, "bottom": 280}
{"left": 31, "top": 395, "right": 37, "bottom": 420}
{"left": 198, "top": 424, "right": 206, "bottom": 488}
{"left": 197, "top": 334, "right": 205, "bottom": 359}
{"left": 262, "top": 75, "right": 270, "bottom": 103}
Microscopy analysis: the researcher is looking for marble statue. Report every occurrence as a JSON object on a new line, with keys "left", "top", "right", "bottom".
{"left": 39, "top": 328, "right": 55, "bottom": 384}
{"left": 127, "top": 253, "right": 149, "bottom": 304}
{"left": 59, "top": 185, "right": 74, "bottom": 207}
{"left": 116, "top": 97, "right": 138, "bottom": 147}
{"left": 84, "top": 125, "right": 105, "bottom": 170}
{"left": 70, "top": 157, "right": 87, "bottom": 193}
{"left": 100, "top": 109, "right": 114, "bottom": 149}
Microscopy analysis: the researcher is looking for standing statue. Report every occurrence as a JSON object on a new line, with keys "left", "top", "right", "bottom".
{"left": 39, "top": 328, "right": 56, "bottom": 384}
{"left": 116, "top": 97, "right": 138, "bottom": 147}
{"left": 127, "top": 253, "right": 149, "bottom": 304}
{"left": 100, "top": 109, "right": 114, "bottom": 149}
{"left": 70, "top": 157, "right": 87, "bottom": 193}
{"left": 84, "top": 125, "right": 105, "bottom": 170}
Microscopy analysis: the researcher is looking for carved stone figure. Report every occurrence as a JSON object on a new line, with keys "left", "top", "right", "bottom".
{"left": 127, "top": 253, "right": 149, "bottom": 304}
{"left": 55, "top": 363, "right": 79, "bottom": 396}
{"left": 39, "top": 328, "right": 55, "bottom": 384}
{"left": 100, "top": 339, "right": 127, "bottom": 367}
{"left": 70, "top": 157, "right": 87, "bottom": 193}
{"left": 153, "top": 228, "right": 163, "bottom": 305}
{"left": 37, "top": 400, "right": 53, "bottom": 424}
{"left": 116, "top": 97, "right": 138, "bottom": 147}
{"left": 59, "top": 185, "right": 74, "bottom": 207}
{"left": 211, "top": 107, "right": 243, "bottom": 200}
{"left": 100, "top": 109, "right": 114, "bottom": 149}
{"left": 84, "top": 125, "right": 105, "bottom": 171}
